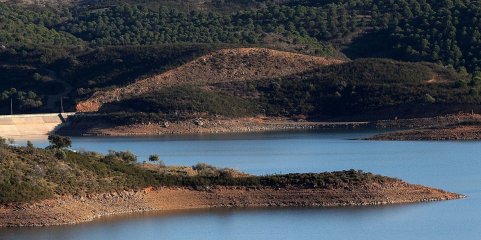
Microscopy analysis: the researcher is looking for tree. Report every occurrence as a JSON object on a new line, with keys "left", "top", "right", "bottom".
{"left": 149, "top": 154, "right": 165, "bottom": 167}
{"left": 33, "top": 73, "right": 42, "bottom": 81}
{"left": 47, "top": 135, "right": 72, "bottom": 149}
{"left": 149, "top": 154, "right": 160, "bottom": 162}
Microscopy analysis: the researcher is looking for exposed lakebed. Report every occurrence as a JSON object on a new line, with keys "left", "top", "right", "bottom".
{"left": 1, "top": 130, "right": 480, "bottom": 240}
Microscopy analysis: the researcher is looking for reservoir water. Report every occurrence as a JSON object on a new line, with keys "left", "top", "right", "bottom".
{"left": 1, "top": 130, "right": 480, "bottom": 240}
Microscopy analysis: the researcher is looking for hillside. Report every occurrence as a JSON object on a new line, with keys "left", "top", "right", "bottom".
{"left": 2, "top": 0, "right": 481, "bottom": 117}
{"left": 76, "top": 48, "right": 344, "bottom": 112}
{"left": 0, "top": 141, "right": 463, "bottom": 226}
{"left": 76, "top": 51, "right": 464, "bottom": 119}
{"left": 2, "top": 0, "right": 481, "bottom": 127}
{"left": 57, "top": 52, "right": 480, "bottom": 136}
{"left": 3, "top": 0, "right": 481, "bottom": 72}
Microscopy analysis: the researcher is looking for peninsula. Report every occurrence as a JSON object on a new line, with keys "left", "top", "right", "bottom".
{"left": 0, "top": 138, "right": 463, "bottom": 227}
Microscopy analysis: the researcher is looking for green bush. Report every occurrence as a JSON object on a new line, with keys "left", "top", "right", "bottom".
{"left": 149, "top": 154, "right": 160, "bottom": 162}
{"left": 47, "top": 135, "right": 72, "bottom": 149}
{"left": 424, "top": 94, "right": 436, "bottom": 103}
{"left": 107, "top": 150, "right": 138, "bottom": 163}
{"left": 54, "top": 150, "right": 67, "bottom": 160}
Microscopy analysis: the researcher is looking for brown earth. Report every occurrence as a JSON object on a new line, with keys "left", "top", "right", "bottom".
{"left": 374, "top": 113, "right": 481, "bottom": 129}
{"left": 57, "top": 113, "right": 481, "bottom": 139}
{"left": 368, "top": 125, "right": 481, "bottom": 141}
{"left": 0, "top": 183, "right": 463, "bottom": 227}
{"left": 57, "top": 117, "right": 369, "bottom": 136}
{"left": 368, "top": 113, "right": 481, "bottom": 140}
{"left": 76, "top": 48, "right": 344, "bottom": 112}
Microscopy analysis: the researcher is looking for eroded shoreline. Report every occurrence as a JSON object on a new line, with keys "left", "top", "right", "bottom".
{"left": 57, "top": 114, "right": 481, "bottom": 140}
{"left": 0, "top": 184, "right": 464, "bottom": 227}
{"left": 57, "top": 117, "right": 370, "bottom": 136}
{"left": 368, "top": 113, "right": 481, "bottom": 140}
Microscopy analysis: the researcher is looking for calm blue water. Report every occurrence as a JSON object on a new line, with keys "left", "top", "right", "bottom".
{"left": 1, "top": 130, "right": 480, "bottom": 240}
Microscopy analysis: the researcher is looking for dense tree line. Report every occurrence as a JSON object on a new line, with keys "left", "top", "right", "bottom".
{"left": 1, "top": 0, "right": 480, "bottom": 72}
{"left": 388, "top": 1, "right": 481, "bottom": 72}
{"left": 0, "top": 5, "right": 82, "bottom": 45}
{"left": 63, "top": 5, "right": 260, "bottom": 45}
{"left": 0, "top": 88, "right": 43, "bottom": 112}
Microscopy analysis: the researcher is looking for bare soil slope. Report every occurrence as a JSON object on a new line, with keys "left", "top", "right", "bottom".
{"left": 76, "top": 48, "right": 344, "bottom": 112}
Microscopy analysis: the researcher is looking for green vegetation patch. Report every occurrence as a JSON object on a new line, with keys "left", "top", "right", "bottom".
{"left": 250, "top": 59, "right": 472, "bottom": 119}
{"left": 0, "top": 140, "right": 395, "bottom": 204}
{"left": 0, "top": 4, "right": 83, "bottom": 46}
{"left": 316, "top": 59, "right": 436, "bottom": 84}
{"left": 104, "top": 85, "right": 262, "bottom": 118}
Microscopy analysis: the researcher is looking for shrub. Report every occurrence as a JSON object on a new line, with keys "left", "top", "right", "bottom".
{"left": 149, "top": 154, "right": 165, "bottom": 167}
{"left": 424, "top": 94, "right": 436, "bottom": 103}
{"left": 47, "top": 135, "right": 72, "bottom": 149}
{"left": 149, "top": 154, "right": 160, "bottom": 162}
{"left": 469, "top": 88, "right": 479, "bottom": 96}
{"left": 54, "top": 149, "right": 67, "bottom": 160}
{"left": 455, "top": 80, "right": 468, "bottom": 88}
{"left": 158, "top": 160, "right": 166, "bottom": 168}
{"left": 192, "top": 163, "right": 213, "bottom": 171}
{"left": 107, "top": 150, "right": 137, "bottom": 163}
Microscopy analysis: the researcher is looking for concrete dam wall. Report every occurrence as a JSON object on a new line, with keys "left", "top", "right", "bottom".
{"left": 0, "top": 113, "right": 74, "bottom": 137}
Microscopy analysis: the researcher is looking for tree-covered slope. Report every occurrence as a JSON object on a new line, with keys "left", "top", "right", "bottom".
{"left": 1, "top": 0, "right": 481, "bottom": 116}
{"left": 0, "top": 4, "right": 82, "bottom": 45}
{"left": 2, "top": 0, "right": 481, "bottom": 72}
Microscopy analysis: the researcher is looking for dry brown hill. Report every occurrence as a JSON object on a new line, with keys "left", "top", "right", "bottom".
{"left": 76, "top": 48, "right": 344, "bottom": 112}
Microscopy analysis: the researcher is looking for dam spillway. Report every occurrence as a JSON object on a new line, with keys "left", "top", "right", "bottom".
{"left": 0, "top": 113, "right": 74, "bottom": 137}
